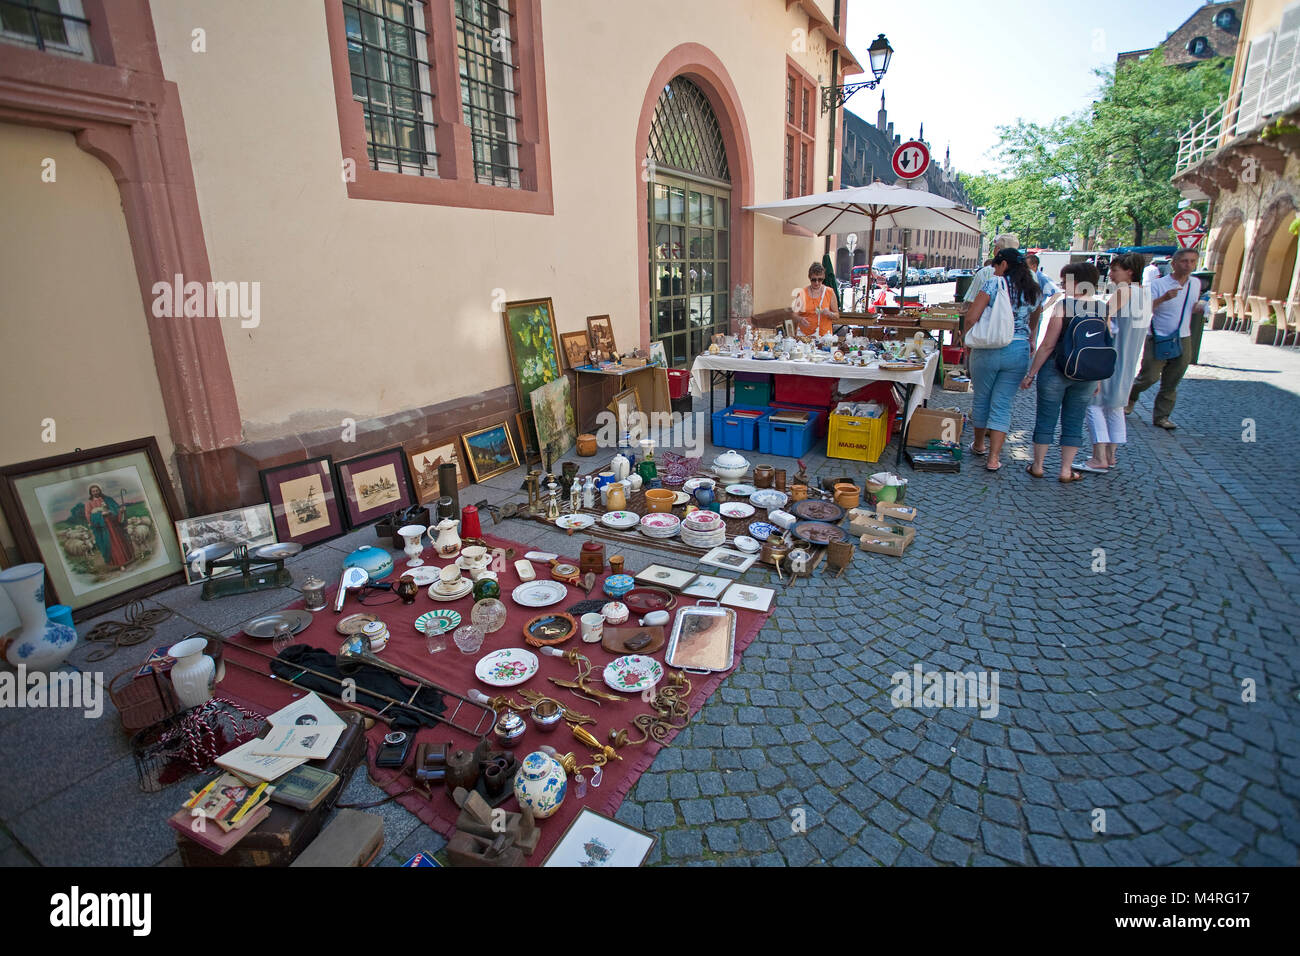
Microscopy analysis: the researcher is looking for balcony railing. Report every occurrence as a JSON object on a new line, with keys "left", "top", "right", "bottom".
{"left": 1175, "top": 47, "right": 1300, "bottom": 177}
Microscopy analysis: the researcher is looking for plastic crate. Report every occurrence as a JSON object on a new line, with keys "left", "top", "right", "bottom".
{"left": 774, "top": 374, "right": 835, "bottom": 406}
{"left": 758, "top": 409, "right": 823, "bottom": 458}
{"left": 710, "top": 404, "right": 770, "bottom": 451}
{"left": 942, "top": 345, "right": 967, "bottom": 366}
{"left": 768, "top": 400, "right": 830, "bottom": 437}
{"left": 828, "top": 410, "right": 889, "bottom": 462}
{"left": 735, "top": 378, "right": 773, "bottom": 406}
{"left": 840, "top": 383, "right": 900, "bottom": 437}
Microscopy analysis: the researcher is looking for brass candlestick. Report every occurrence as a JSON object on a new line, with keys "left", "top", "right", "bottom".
{"left": 524, "top": 472, "right": 541, "bottom": 513}
{"left": 541, "top": 647, "right": 624, "bottom": 703}
{"left": 609, "top": 670, "right": 694, "bottom": 747}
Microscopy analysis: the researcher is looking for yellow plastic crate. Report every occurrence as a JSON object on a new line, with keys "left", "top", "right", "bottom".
{"left": 827, "top": 411, "right": 889, "bottom": 462}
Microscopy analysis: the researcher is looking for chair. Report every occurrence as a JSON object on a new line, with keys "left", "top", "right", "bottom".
{"left": 1206, "top": 290, "right": 1226, "bottom": 328}
{"left": 1284, "top": 300, "right": 1300, "bottom": 349}
{"left": 1268, "top": 299, "right": 1287, "bottom": 346}
{"left": 1224, "top": 293, "right": 1241, "bottom": 331}
{"left": 1249, "top": 295, "right": 1272, "bottom": 338}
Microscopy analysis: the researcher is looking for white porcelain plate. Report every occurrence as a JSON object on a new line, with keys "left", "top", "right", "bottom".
{"left": 403, "top": 566, "right": 441, "bottom": 586}
{"left": 600, "top": 510, "right": 641, "bottom": 530}
{"left": 732, "top": 535, "right": 761, "bottom": 554}
{"left": 475, "top": 647, "right": 540, "bottom": 688}
{"left": 725, "top": 484, "right": 757, "bottom": 496}
{"left": 749, "top": 489, "right": 789, "bottom": 511}
{"left": 603, "top": 655, "right": 664, "bottom": 693}
{"left": 428, "top": 578, "right": 474, "bottom": 602}
{"left": 556, "top": 513, "right": 595, "bottom": 530}
{"left": 511, "top": 580, "right": 569, "bottom": 608}
{"left": 719, "top": 502, "right": 755, "bottom": 519}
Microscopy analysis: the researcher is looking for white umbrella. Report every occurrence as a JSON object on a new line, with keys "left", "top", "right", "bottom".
{"left": 747, "top": 182, "right": 980, "bottom": 288}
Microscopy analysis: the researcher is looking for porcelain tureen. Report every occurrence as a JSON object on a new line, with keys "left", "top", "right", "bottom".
{"left": 711, "top": 450, "right": 750, "bottom": 481}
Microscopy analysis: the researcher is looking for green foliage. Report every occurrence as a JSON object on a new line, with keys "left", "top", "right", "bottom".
{"left": 962, "top": 50, "right": 1230, "bottom": 248}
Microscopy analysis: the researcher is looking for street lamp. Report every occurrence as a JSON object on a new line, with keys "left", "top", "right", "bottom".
{"left": 821, "top": 33, "right": 894, "bottom": 113}
{"left": 1002, "top": 214, "right": 1012, "bottom": 233}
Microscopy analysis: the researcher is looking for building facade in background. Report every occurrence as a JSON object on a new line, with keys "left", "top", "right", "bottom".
{"left": 1173, "top": 0, "right": 1300, "bottom": 328}
{"left": 837, "top": 96, "right": 978, "bottom": 276}
{"left": 1117, "top": 0, "right": 1245, "bottom": 67}
{"left": 0, "top": 0, "right": 865, "bottom": 551}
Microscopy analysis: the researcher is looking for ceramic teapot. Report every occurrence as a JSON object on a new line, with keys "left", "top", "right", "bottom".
{"left": 610, "top": 453, "right": 631, "bottom": 481}
{"left": 431, "top": 518, "right": 462, "bottom": 558}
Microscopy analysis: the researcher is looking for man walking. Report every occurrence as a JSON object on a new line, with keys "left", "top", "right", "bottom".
{"left": 1127, "top": 249, "right": 1203, "bottom": 429}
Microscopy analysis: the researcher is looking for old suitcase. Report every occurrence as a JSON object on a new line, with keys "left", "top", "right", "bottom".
{"left": 176, "top": 711, "right": 369, "bottom": 867}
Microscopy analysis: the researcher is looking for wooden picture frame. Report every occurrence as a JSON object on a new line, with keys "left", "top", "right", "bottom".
{"left": 334, "top": 447, "right": 415, "bottom": 529}
{"left": 259, "top": 456, "right": 345, "bottom": 547}
{"left": 462, "top": 422, "right": 521, "bottom": 484}
{"left": 607, "top": 386, "right": 642, "bottom": 422}
{"left": 542, "top": 807, "right": 657, "bottom": 867}
{"left": 0, "top": 437, "right": 185, "bottom": 619}
{"left": 502, "top": 297, "right": 563, "bottom": 414}
{"left": 586, "top": 314, "right": 616, "bottom": 357}
{"left": 404, "top": 437, "right": 466, "bottom": 505}
{"left": 515, "top": 411, "right": 541, "bottom": 464}
{"left": 559, "top": 329, "right": 591, "bottom": 370}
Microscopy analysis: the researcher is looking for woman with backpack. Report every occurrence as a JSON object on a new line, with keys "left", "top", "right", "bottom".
{"left": 1021, "top": 262, "right": 1112, "bottom": 482}
{"left": 1075, "top": 253, "right": 1148, "bottom": 473}
{"left": 962, "top": 248, "right": 1043, "bottom": 472}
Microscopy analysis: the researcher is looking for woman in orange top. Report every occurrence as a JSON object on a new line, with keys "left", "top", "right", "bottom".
{"left": 794, "top": 262, "right": 838, "bottom": 337}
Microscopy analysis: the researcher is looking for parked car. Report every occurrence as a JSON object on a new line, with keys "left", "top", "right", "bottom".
{"left": 850, "top": 265, "right": 872, "bottom": 287}
{"left": 945, "top": 268, "right": 972, "bottom": 280}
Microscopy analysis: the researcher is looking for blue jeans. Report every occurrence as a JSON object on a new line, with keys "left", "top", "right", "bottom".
{"left": 1034, "top": 362, "right": 1094, "bottom": 446}
{"left": 968, "top": 338, "right": 1030, "bottom": 433}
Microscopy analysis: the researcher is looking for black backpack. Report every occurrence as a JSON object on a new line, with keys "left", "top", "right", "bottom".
{"left": 1055, "top": 297, "right": 1117, "bottom": 381}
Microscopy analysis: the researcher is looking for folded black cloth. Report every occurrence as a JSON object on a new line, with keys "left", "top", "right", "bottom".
{"left": 272, "top": 644, "right": 446, "bottom": 730}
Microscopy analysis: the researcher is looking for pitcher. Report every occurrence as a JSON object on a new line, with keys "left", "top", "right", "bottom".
{"left": 431, "top": 517, "right": 462, "bottom": 558}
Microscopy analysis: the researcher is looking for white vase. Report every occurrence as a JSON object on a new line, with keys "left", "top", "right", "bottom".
{"left": 1, "top": 563, "right": 78, "bottom": 670}
{"left": 168, "top": 636, "right": 216, "bottom": 708}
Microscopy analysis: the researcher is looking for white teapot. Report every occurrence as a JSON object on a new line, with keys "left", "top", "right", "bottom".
{"left": 431, "top": 518, "right": 462, "bottom": 558}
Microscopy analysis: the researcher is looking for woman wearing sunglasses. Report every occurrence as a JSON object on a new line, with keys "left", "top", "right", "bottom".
{"left": 794, "top": 262, "right": 839, "bottom": 337}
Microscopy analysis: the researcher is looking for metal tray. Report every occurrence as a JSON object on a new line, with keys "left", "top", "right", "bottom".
{"left": 665, "top": 600, "right": 736, "bottom": 675}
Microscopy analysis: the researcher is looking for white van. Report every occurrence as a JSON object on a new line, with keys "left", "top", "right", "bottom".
{"left": 872, "top": 254, "right": 904, "bottom": 273}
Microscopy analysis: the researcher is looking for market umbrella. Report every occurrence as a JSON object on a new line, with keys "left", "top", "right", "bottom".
{"left": 747, "top": 182, "right": 980, "bottom": 291}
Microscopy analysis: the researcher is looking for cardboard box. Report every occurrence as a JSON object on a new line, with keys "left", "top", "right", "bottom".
{"left": 859, "top": 530, "right": 911, "bottom": 557}
{"left": 906, "top": 406, "right": 964, "bottom": 447}
{"left": 847, "top": 507, "right": 915, "bottom": 539}
{"left": 876, "top": 502, "right": 917, "bottom": 522}
{"left": 942, "top": 368, "right": 971, "bottom": 392}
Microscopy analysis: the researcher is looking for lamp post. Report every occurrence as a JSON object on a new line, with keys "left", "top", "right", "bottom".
{"left": 976, "top": 207, "right": 987, "bottom": 264}
{"left": 820, "top": 34, "right": 894, "bottom": 113}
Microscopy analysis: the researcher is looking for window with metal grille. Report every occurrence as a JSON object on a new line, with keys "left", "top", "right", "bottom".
{"left": 0, "top": 0, "right": 91, "bottom": 60}
{"left": 784, "top": 64, "right": 815, "bottom": 198}
{"left": 456, "top": 0, "right": 522, "bottom": 188}
{"left": 344, "top": 0, "right": 438, "bottom": 176}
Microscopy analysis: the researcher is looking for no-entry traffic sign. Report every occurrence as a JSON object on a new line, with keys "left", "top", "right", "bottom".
{"left": 1176, "top": 231, "right": 1205, "bottom": 250}
{"left": 1172, "top": 208, "right": 1203, "bottom": 234}
{"left": 892, "top": 141, "right": 930, "bottom": 180}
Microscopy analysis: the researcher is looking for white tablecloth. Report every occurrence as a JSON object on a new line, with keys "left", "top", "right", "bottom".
{"left": 689, "top": 352, "right": 939, "bottom": 425}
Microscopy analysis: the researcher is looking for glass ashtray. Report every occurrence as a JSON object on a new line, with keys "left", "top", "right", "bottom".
{"left": 453, "top": 624, "right": 485, "bottom": 654}
{"left": 471, "top": 598, "right": 507, "bottom": 634}
{"left": 426, "top": 632, "right": 447, "bottom": 655}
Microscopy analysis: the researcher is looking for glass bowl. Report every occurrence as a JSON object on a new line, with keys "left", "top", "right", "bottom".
{"left": 471, "top": 598, "right": 507, "bottom": 634}
{"left": 453, "top": 624, "right": 485, "bottom": 654}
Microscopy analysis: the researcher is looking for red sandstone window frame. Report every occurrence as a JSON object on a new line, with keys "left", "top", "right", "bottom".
{"left": 784, "top": 57, "right": 815, "bottom": 199}
{"left": 323, "top": 0, "right": 553, "bottom": 214}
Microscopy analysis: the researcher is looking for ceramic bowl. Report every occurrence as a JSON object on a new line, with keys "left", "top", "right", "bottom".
{"left": 602, "top": 601, "right": 630, "bottom": 625}
{"left": 733, "top": 535, "right": 761, "bottom": 553}
{"left": 644, "top": 489, "right": 676, "bottom": 513}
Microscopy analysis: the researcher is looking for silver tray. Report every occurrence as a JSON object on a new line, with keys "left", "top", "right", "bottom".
{"left": 665, "top": 600, "right": 736, "bottom": 675}
{"left": 243, "top": 609, "right": 314, "bottom": 639}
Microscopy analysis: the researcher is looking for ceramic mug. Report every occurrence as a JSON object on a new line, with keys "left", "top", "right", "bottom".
{"left": 790, "top": 483, "right": 809, "bottom": 501}
{"left": 580, "top": 613, "right": 605, "bottom": 643}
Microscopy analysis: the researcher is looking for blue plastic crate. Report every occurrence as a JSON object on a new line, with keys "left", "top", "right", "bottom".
{"left": 710, "top": 404, "right": 770, "bottom": 451}
{"left": 758, "top": 408, "right": 823, "bottom": 458}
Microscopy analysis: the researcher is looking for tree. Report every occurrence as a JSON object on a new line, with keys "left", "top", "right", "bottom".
{"left": 960, "top": 50, "right": 1230, "bottom": 249}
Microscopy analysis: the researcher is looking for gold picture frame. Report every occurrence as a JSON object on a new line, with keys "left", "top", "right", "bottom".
{"left": 462, "top": 422, "right": 521, "bottom": 484}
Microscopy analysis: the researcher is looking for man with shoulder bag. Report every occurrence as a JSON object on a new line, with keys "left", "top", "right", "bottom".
{"left": 1126, "top": 249, "right": 1203, "bottom": 430}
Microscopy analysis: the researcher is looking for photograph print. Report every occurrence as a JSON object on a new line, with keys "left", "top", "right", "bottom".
{"left": 175, "top": 503, "right": 277, "bottom": 585}
{"left": 259, "top": 456, "right": 345, "bottom": 547}
{"left": 335, "top": 447, "right": 414, "bottom": 529}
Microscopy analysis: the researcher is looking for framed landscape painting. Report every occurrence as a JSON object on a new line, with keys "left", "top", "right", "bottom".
{"left": 405, "top": 437, "right": 465, "bottom": 505}
{"left": 502, "top": 297, "right": 562, "bottom": 413}
{"left": 530, "top": 376, "right": 577, "bottom": 466}
{"left": 462, "top": 422, "right": 520, "bottom": 484}
{"left": 0, "top": 437, "right": 185, "bottom": 619}
{"left": 335, "top": 447, "right": 414, "bottom": 529}
{"left": 259, "top": 456, "right": 345, "bottom": 547}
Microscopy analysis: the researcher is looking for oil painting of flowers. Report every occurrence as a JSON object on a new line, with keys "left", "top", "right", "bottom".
{"left": 503, "top": 298, "right": 562, "bottom": 412}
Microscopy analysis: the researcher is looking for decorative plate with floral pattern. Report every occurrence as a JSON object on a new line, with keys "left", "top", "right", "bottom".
{"left": 475, "top": 647, "right": 540, "bottom": 687}
{"left": 602, "top": 655, "right": 664, "bottom": 693}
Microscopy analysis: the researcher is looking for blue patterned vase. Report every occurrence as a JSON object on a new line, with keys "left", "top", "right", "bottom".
{"left": 1, "top": 563, "right": 79, "bottom": 670}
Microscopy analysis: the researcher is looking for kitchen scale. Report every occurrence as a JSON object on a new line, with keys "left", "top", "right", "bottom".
{"left": 190, "top": 541, "right": 298, "bottom": 601}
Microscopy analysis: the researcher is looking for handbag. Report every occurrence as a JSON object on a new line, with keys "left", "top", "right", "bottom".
{"left": 966, "top": 277, "right": 1014, "bottom": 349}
{"left": 1152, "top": 284, "right": 1190, "bottom": 361}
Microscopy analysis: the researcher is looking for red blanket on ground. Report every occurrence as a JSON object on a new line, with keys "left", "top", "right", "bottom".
{"left": 214, "top": 533, "right": 772, "bottom": 864}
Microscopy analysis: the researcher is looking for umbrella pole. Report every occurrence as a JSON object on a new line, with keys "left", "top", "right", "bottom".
{"left": 866, "top": 214, "right": 877, "bottom": 312}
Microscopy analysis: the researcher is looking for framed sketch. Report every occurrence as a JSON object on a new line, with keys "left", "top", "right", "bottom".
{"left": 783, "top": 318, "right": 796, "bottom": 338}
{"left": 405, "top": 437, "right": 465, "bottom": 505}
{"left": 720, "top": 582, "right": 776, "bottom": 613}
{"left": 542, "top": 807, "right": 656, "bottom": 867}
{"left": 586, "top": 314, "right": 616, "bottom": 356}
{"left": 530, "top": 376, "right": 577, "bottom": 465}
{"left": 175, "top": 504, "right": 276, "bottom": 586}
{"left": 632, "top": 564, "right": 696, "bottom": 591}
{"left": 648, "top": 341, "right": 667, "bottom": 367}
{"left": 503, "top": 297, "right": 562, "bottom": 414}
{"left": 515, "top": 411, "right": 541, "bottom": 464}
{"left": 607, "top": 386, "right": 641, "bottom": 422}
{"left": 259, "top": 456, "right": 345, "bottom": 547}
{"left": 0, "top": 438, "right": 185, "bottom": 619}
{"left": 559, "top": 329, "right": 591, "bottom": 370}
{"left": 462, "top": 422, "right": 520, "bottom": 484}
{"left": 698, "top": 547, "right": 758, "bottom": 573}
{"left": 681, "top": 574, "right": 733, "bottom": 600}
{"left": 335, "top": 448, "right": 414, "bottom": 529}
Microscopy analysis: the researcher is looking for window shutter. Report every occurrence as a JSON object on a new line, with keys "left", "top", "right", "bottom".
{"left": 1264, "top": 2, "right": 1300, "bottom": 116}
{"left": 1236, "top": 32, "right": 1274, "bottom": 133}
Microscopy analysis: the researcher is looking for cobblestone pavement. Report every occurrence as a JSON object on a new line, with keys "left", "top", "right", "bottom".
{"left": 1, "top": 332, "right": 1295, "bottom": 866}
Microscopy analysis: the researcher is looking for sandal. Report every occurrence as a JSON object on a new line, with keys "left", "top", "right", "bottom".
{"left": 969, "top": 443, "right": 987, "bottom": 457}
{"left": 986, "top": 460, "right": 1002, "bottom": 472}
{"left": 1058, "top": 472, "right": 1085, "bottom": 483}
{"left": 1025, "top": 464, "right": 1044, "bottom": 479}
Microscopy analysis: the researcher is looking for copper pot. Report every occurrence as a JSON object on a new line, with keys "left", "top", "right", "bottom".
{"left": 577, "top": 434, "right": 598, "bottom": 456}
{"left": 753, "top": 465, "right": 775, "bottom": 489}
{"left": 760, "top": 538, "right": 789, "bottom": 567}
{"left": 833, "top": 483, "right": 861, "bottom": 509}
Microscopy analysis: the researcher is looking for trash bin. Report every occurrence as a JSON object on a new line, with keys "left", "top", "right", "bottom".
{"left": 954, "top": 275, "right": 974, "bottom": 301}
{"left": 1191, "top": 269, "right": 1216, "bottom": 365}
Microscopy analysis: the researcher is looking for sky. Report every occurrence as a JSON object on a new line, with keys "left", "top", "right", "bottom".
{"left": 843, "top": 0, "right": 1209, "bottom": 177}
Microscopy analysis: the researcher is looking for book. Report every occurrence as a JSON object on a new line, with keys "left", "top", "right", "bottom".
{"left": 216, "top": 736, "right": 307, "bottom": 782}
{"left": 252, "top": 722, "right": 344, "bottom": 761}
{"left": 268, "top": 765, "right": 340, "bottom": 812}
{"left": 183, "top": 772, "right": 274, "bottom": 832}
{"left": 167, "top": 804, "right": 271, "bottom": 856}
{"left": 266, "top": 692, "right": 346, "bottom": 731}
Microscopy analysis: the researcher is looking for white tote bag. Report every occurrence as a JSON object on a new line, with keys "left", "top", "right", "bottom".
{"left": 966, "top": 277, "right": 1015, "bottom": 349}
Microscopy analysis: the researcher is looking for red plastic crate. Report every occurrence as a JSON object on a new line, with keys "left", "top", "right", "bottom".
{"left": 943, "top": 345, "right": 967, "bottom": 366}
{"left": 774, "top": 374, "right": 835, "bottom": 406}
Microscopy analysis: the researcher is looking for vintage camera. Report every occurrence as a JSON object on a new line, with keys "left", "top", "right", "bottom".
{"left": 376, "top": 731, "right": 413, "bottom": 769}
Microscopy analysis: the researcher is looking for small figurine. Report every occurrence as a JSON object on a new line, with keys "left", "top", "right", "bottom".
{"left": 903, "top": 330, "right": 927, "bottom": 361}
